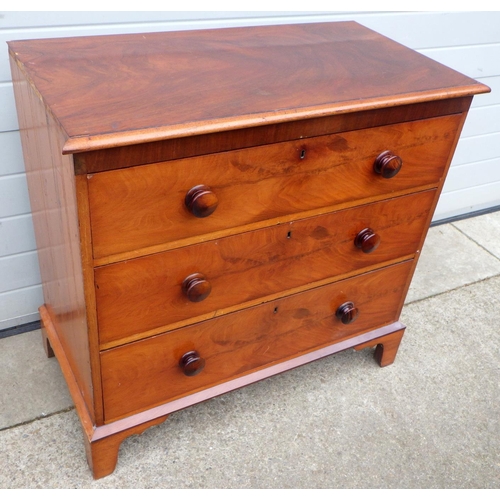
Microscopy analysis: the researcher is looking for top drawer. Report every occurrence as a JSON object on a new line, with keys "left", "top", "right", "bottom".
{"left": 88, "top": 114, "right": 462, "bottom": 260}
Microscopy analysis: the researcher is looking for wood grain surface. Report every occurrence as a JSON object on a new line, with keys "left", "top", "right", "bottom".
{"left": 95, "top": 190, "right": 435, "bottom": 346}
{"left": 100, "top": 260, "right": 413, "bottom": 422}
{"left": 8, "top": 22, "right": 488, "bottom": 152}
{"left": 88, "top": 114, "right": 462, "bottom": 260}
{"left": 9, "top": 59, "right": 99, "bottom": 420}
{"left": 8, "top": 19, "right": 491, "bottom": 480}
{"left": 74, "top": 98, "right": 472, "bottom": 173}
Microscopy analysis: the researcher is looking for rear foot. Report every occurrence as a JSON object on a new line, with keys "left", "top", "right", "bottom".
{"left": 354, "top": 327, "right": 405, "bottom": 367}
{"left": 41, "top": 327, "right": 55, "bottom": 358}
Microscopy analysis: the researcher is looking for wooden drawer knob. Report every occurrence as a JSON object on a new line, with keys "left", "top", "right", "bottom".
{"left": 185, "top": 185, "right": 218, "bottom": 218}
{"left": 336, "top": 301, "right": 359, "bottom": 325}
{"left": 179, "top": 351, "right": 205, "bottom": 376}
{"left": 182, "top": 273, "right": 212, "bottom": 302}
{"left": 373, "top": 151, "right": 403, "bottom": 178}
{"left": 354, "top": 228, "right": 381, "bottom": 254}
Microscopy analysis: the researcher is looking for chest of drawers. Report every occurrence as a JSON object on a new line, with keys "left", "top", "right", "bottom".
{"left": 8, "top": 21, "right": 489, "bottom": 478}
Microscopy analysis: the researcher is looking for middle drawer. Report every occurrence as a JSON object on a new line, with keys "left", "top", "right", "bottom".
{"left": 95, "top": 190, "right": 434, "bottom": 347}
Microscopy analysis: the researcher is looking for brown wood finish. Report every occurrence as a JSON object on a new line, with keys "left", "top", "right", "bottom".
{"left": 41, "top": 303, "right": 169, "bottom": 479}
{"left": 95, "top": 190, "right": 435, "bottom": 346}
{"left": 9, "top": 21, "right": 489, "bottom": 479}
{"left": 84, "top": 415, "right": 168, "bottom": 480}
{"left": 94, "top": 321, "right": 407, "bottom": 439}
{"left": 8, "top": 23, "right": 487, "bottom": 153}
{"left": 39, "top": 305, "right": 95, "bottom": 441}
{"left": 74, "top": 98, "right": 472, "bottom": 174}
{"left": 41, "top": 325, "right": 55, "bottom": 359}
{"left": 184, "top": 185, "right": 219, "bottom": 218}
{"left": 374, "top": 151, "right": 403, "bottom": 179}
{"left": 354, "top": 328, "right": 406, "bottom": 367}
{"left": 94, "top": 185, "right": 442, "bottom": 269}
{"left": 336, "top": 302, "right": 360, "bottom": 325}
{"left": 181, "top": 273, "right": 212, "bottom": 303}
{"left": 45, "top": 281, "right": 406, "bottom": 476}
{"left": 179, "top": 351, "right": 206, "bottom": 377}
{"left": 88, "top": 114, "right": 462, "bottom": 259}
{"left": 354, "top": 228, "right": 382, "bottom": 254}
{"left": 91, "top": 320, "right": 407, "bottom": 477}
{"left": 9, "top": 59, "right": 97, "bottom": 420}
{"left": 101, "top": 260, "right": 413, "bottom": 422}
{"left": 390, "top": 109, "right": 473, "bottom": 327}
{"left": 74, "top": 174, "right": 104, "bottom": 424}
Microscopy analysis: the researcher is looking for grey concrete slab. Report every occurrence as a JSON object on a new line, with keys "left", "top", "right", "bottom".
{"left": 406, "top": 223, "right": 500, "bottom": 303}
{"left": 1, "top": 276, "right": 499, "bottom": 488}
{"left": 0, "top": 330, "right": 73, "bottom": 430}
{"left": 453, "top": 210, "right": 500, "bottom": 260}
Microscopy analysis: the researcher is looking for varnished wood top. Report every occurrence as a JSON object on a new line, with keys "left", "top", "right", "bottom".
{"left": 8, "top": 21, "right": 489, "bottom": 153}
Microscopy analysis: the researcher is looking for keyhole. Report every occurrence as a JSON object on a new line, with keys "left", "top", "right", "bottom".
{"left": 273, "top": 306, "right": 279, "bottom": 314}
{"left": 300, "top": 149, "right": 306, "bottom": 159}
{"left": 287, "top": 231, "right": 292, "bottom": 239}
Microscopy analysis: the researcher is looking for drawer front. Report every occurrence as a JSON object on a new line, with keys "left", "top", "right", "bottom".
{"left": 101, "top": 260, "right": 413, "bottom": 422}
{"left": 88, "top": 114, "right": 462, "bottom": 259}
{"left": 95, "top": 190, "right": 434, "bottom": 347}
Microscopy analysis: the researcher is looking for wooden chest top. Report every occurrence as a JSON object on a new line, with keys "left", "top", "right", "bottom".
{"left": 8, "top": 21, "right": 486, "bottom": 154}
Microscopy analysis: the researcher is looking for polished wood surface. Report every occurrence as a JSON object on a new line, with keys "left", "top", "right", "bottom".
{"left": 95, "top": 321, "right": 407, "bottom": 438}
{"left": 336, "top": 302, "right": 360, "bottom": 325}
{"left": 354, "top": 328, "right": 406, "bottom": 367}
{"left": 9, "top": 59, "right": 99, "bottom": 421}
{"left": 41, "top": 303, "right": 169, "bottom": 479}
{"left": 9, "top": 21, "right": 489, "bottom": 479}
{"left": 354, "top": 228, "right": 382, "bottom": 254}
{"left": 84, "top": 415, "right": 168, "bottom": 480}
{"left": 101, "top": 260, "right": 412, "bottom": 422}
{"left": 74, "top": 174, "right": 104, "bottom": 424}
{"left": 184, "top": 185, "right": 219, "bottom": 219}
{"left": 179, "top": 351, "right": 206, "bottom": 377}
{"left": 88, "top": 115, "right": 461, "bottom": 259}
{"left": 374, "top": 151, "right": 404, "bottom": 179}
{"left": 8, "top": 22, "right": 488, "bottom": 153}
{"left": 95, "top": 190, "right": 434, "bottom": 347}
{"left": 181, "top": 273, "right": 212, "bottom": 303}
{"left": 74, "top": 98, "right": 472, "bottom": 174}
{"left": 39, "top": 305, "right": 95, "bottom": 441}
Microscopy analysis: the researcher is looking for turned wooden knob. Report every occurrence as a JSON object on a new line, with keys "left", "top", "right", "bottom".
{"left": 185, "top": 185, "right": 218, "bottom": 218}
{"left": 373, "top": 151, "right": 403, "bottom": 178}
{"left": 179, "top": 351, "right": 205, "bottom": 376}
{"left": 336, "top": 302, "right": 359, "bottom": 325}
{"left": 354, "top": 228, "right": 381, "bottom": 254}
{"left": 182, "top": 273, "right": 212, "bottom": 302}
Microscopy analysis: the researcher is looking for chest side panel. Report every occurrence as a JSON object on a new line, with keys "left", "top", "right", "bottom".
{"left": 9, "top": 57, "right": 101, "bottom": 423}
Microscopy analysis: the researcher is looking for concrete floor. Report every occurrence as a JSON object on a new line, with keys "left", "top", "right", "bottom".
{"left": 1, "top": 211, "right": 500, "bottom": 488}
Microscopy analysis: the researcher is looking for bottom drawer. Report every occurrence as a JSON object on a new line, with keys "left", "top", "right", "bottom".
{"left": 101, "top": 260, "right": 413, "bottom": 422}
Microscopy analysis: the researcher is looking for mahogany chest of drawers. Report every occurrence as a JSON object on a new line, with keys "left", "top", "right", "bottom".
{"left": 8, "top": 21, "right": 489, "bottom": 478}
